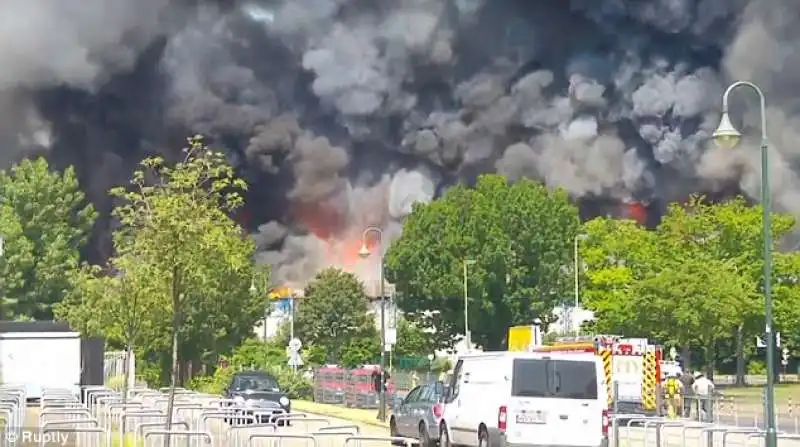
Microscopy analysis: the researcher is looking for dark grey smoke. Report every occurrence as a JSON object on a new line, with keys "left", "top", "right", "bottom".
{"left": 2, "top": 0, "right": 797, "bottom": 285}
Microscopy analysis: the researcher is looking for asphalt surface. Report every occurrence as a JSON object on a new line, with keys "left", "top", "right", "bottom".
{"left": 716, "top": 411, "right": 800, "bottom": 435}
{"left": 196, "top": 412, "right": 393, "bottom": 447}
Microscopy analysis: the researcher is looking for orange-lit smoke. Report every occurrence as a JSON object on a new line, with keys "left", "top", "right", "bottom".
{"left": 623, "top": 201, "right": 648, "bottom": 225}
{"left": 290, "top": 200, "right": 381, "bottom": 270}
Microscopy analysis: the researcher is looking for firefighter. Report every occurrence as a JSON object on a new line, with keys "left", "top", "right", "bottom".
{"left": 663, "top": 371, "right": 683, "bottom": 419}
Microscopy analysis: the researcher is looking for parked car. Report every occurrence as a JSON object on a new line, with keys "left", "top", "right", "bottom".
{"left": 389, "top": 381, "right": 447, "bottom": 447}
{"left": 224, "top": 371, "right": 291, "bottom": 425}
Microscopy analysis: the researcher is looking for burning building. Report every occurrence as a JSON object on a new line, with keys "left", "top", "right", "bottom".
{"left": 0, "top": 0, "right": 798, "bottom": 287}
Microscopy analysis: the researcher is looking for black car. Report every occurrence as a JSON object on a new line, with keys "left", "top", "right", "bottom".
{"left": 224, "top": 371, "right": 291, "bottom": 424}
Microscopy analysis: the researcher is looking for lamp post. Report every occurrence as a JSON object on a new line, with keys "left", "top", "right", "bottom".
{"left": 463, "top": 259, "right": 476, "bottom": 351}
{"left": 573, "top": 234, "right": 588, "bottom": 336}
{"left": 358, "top": 226, "right": 387, "bottom": 422}
{"left": 712, "top": 80, "right": 775, "bottom": 447}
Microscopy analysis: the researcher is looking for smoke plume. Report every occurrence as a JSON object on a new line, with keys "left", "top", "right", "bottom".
{"left": 2, "top": 0, "right": 799, "bottom": 286}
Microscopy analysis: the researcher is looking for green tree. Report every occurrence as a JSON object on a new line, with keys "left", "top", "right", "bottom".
{"left": 294, "top": 268, "right": 375, "bottom": 363}
{"left": 394, "top": 318, "right": 435, "bottom": 358}
{"left": 774, "top": 252, "right": 800, "bottom": 361}
{"left": 110, "top": 136, "right": 256, "bottom": 437}
{"left": 0, "top": 205, "right": 34, "bottom": 318}
{"left": 385, "top": 174, "right": 580, "bottom": 350}
{"left": 0, "top": 158, "right": 96, "bottom": 319}
{"left": 55, "top": 253, "right": 166, "bottom": 431}
{"left": 582, "top": 196, "right": 794, "bottom": 376}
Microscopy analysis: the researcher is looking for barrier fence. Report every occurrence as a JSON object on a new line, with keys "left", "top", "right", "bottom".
{"left": 3, "top": 377, "right": 800, "bottom": 446}
{"left": 312, "top": 368, "right": 439, "bottom": 408}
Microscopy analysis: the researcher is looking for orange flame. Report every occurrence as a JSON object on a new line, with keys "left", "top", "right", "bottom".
{"left": 624, "top": 202, "right": 648, "bottom": 225}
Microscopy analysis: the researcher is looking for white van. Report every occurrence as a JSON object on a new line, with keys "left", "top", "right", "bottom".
{"left": 440, "top": 351, "right": 609, "bottom": 447}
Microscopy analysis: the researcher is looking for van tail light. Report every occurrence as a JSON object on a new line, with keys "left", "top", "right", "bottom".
{"left": 602, "top": 409, "right": 610, "bottom": 436}
{"left": 498, "top": 405, "right": 508, "bottom": 432}
{"left": 433, "top": 403, "right": 443, "bottom": 418}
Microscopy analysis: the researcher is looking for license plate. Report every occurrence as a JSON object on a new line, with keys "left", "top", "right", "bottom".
{"left": 516, "top": 413, "right": 545, "bottom": 424}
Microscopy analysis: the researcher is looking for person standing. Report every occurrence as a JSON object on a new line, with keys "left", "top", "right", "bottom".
{"left": 663, "top": 373, "right": 683, "bottom": 419}
{"left": 691, "top": 372, "right": 715, "bottom": 421}
{"left": 679, "top": 371, "right": 695, "bottom": 417}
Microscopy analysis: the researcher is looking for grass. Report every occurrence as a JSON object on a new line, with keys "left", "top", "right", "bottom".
{"left": 721, "top": 383, "right": 800, "bottom": 403}
{"left": 292, "top": 400, "right": 389, "bottom": 428}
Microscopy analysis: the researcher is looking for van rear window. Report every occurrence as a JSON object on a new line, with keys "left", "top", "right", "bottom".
{"left": 511, "top": 359, "right": 598, "bottom": 399}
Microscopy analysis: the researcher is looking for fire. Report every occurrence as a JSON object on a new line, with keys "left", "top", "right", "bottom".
{"left": 291, "top": 200, "right": 381, "bottom": 270}
{"left": 623, "top": 201, "right": 648, "bottom": 225}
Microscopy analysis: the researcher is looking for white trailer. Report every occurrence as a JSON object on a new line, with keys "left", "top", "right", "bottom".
{"left": 0, "top": 324, "right": 82, "bottom": 400}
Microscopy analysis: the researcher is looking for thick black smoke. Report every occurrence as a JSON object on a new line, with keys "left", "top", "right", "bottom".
{"left": 3, "top": 0, "right": 799, "bottom": 285}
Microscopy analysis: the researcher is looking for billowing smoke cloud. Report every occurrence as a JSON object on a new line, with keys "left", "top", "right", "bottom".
{"left": 2, "top": 0, "right": 799, "bottom": 285}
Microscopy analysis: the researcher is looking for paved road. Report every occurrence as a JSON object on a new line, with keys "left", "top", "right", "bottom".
{"left": 177, "top": 411, "right": 394, "bottom": 447}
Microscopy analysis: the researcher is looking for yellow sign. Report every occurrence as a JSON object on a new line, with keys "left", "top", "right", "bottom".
{"left": 268, "top": 287, "right": 293, "bottom": 300}
{"left": 508, "top": 326, "right": 534, "bottom": 351}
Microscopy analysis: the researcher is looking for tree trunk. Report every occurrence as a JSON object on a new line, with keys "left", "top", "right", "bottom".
{"left": 681, "top": 345, "right": 691, "bottom": 373}
{"left": 705, "top": 338, "right": 715, "bottom": 380}
{"left": 163, "top": 312, "right": 179, "bottom": 447}
{"left": 735, "top": 324, "right": 746, "bottom": 385}
{"left": 121, "top": 344, "right": 133, "bottom": 441}
{"left": 164, "top": 269, "right": 181, "bottom": 447}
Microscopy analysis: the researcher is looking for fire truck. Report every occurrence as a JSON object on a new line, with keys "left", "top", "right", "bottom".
{"left": 507, "top": 328, "right": 664, "bottom": 414}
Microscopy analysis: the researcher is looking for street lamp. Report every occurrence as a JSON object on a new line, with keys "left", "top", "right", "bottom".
{"left": 463, "top": 259, "right": 476, "bottom": 352}
{"left": 713, "top": 80, "right": 776, "bottom": 447}
{"left": 573, "top": 234, "right": 588, "bottom": 336}
{"left": 358, "top": 226, "right": 387, "bottom": 422}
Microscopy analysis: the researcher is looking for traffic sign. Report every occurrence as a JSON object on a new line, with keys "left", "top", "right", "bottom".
{"left": 288, "top": 338, "right": 302, "bottom": 352}
{"left": 385, "top": 328, "right": 397, "bottom": 346}
{"left": 288, "top": 351, "right": 304, "bottom": 367}
{"left": 755, "top": 332, "right": 781, "bottom": 348}
{"left": 782, "top": 347, "right": 790, "bottom": 366}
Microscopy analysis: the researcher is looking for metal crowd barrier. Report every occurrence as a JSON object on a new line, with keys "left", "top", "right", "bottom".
{"left": 0, "top": 385, "right": 25, "bottom": 446}
{"left": 34, "top": 384, "right": 420, "bottom": 447}
{"left": 608, "top": 413, "right": 800, "bottom": 447}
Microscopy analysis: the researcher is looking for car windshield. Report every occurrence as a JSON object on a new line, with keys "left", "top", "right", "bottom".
{"left": 234, "top": 375, "right": 280, "bottom": 392}
{"left": 511, "top": 358, "right": 598, "bottom": 399}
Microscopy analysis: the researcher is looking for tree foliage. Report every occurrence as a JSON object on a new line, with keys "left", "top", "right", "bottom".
{"left": 385, "top": 174, "right": 580, "bottom": 349}
{"left": 582, "top": 195, "right": 800, "bottom": 372}
{"left": 0, "top": 158, "right": 96, "bottom": 319}
{"left": 294, "top": 268, "right": 375, "bottom": 364}
{"left": 104, "top": 136, "right": 259, "bottom": 432}
{"left": 394, "top": 318, "right": 435, "bottom": 358}
{"left": 56, "top": 255, "right": 166, "bottom": 349}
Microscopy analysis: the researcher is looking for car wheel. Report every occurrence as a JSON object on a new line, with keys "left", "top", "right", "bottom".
{"left": 440, "top": 423, "right": 452, "bottom": 447}
{"left": 419, "top": 422, "right": 434, "bottom": 447}
{"left": 478, "top": 426, "right": 489, "bottom": 447}
{"left": 390, "top": 418, "right": 403, "bottom": 445}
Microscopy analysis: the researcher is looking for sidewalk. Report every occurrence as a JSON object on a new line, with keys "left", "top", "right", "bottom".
{"left": 292, "top": 400, "right": 389, "bottom": 428}
{"left": 617, "top": 425, "right": 800, "bottom": 447}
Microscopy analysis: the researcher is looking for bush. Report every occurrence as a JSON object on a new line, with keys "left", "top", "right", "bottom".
{"left": 231, "top": 338, "right": 288, "bottom": 369}
{"left": 185, "top": 340, "right": 314, "bottom": 400}
{"left": 187, "top": 366, "right": 234, "bottom": 395}
{"left": 187, "top": 365, "right": 312, "bottom": 399}
{"left": 430, "top": 358, "right": 452, "bottom": 374}
{"left": 106, "top": 374, "right": 125, "bottom": 391}
{"left": 266, "top": 366, "right": 313, "bottom": 399}
{"left": 747, "top": 360, "right": 767, "bottom": 375}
